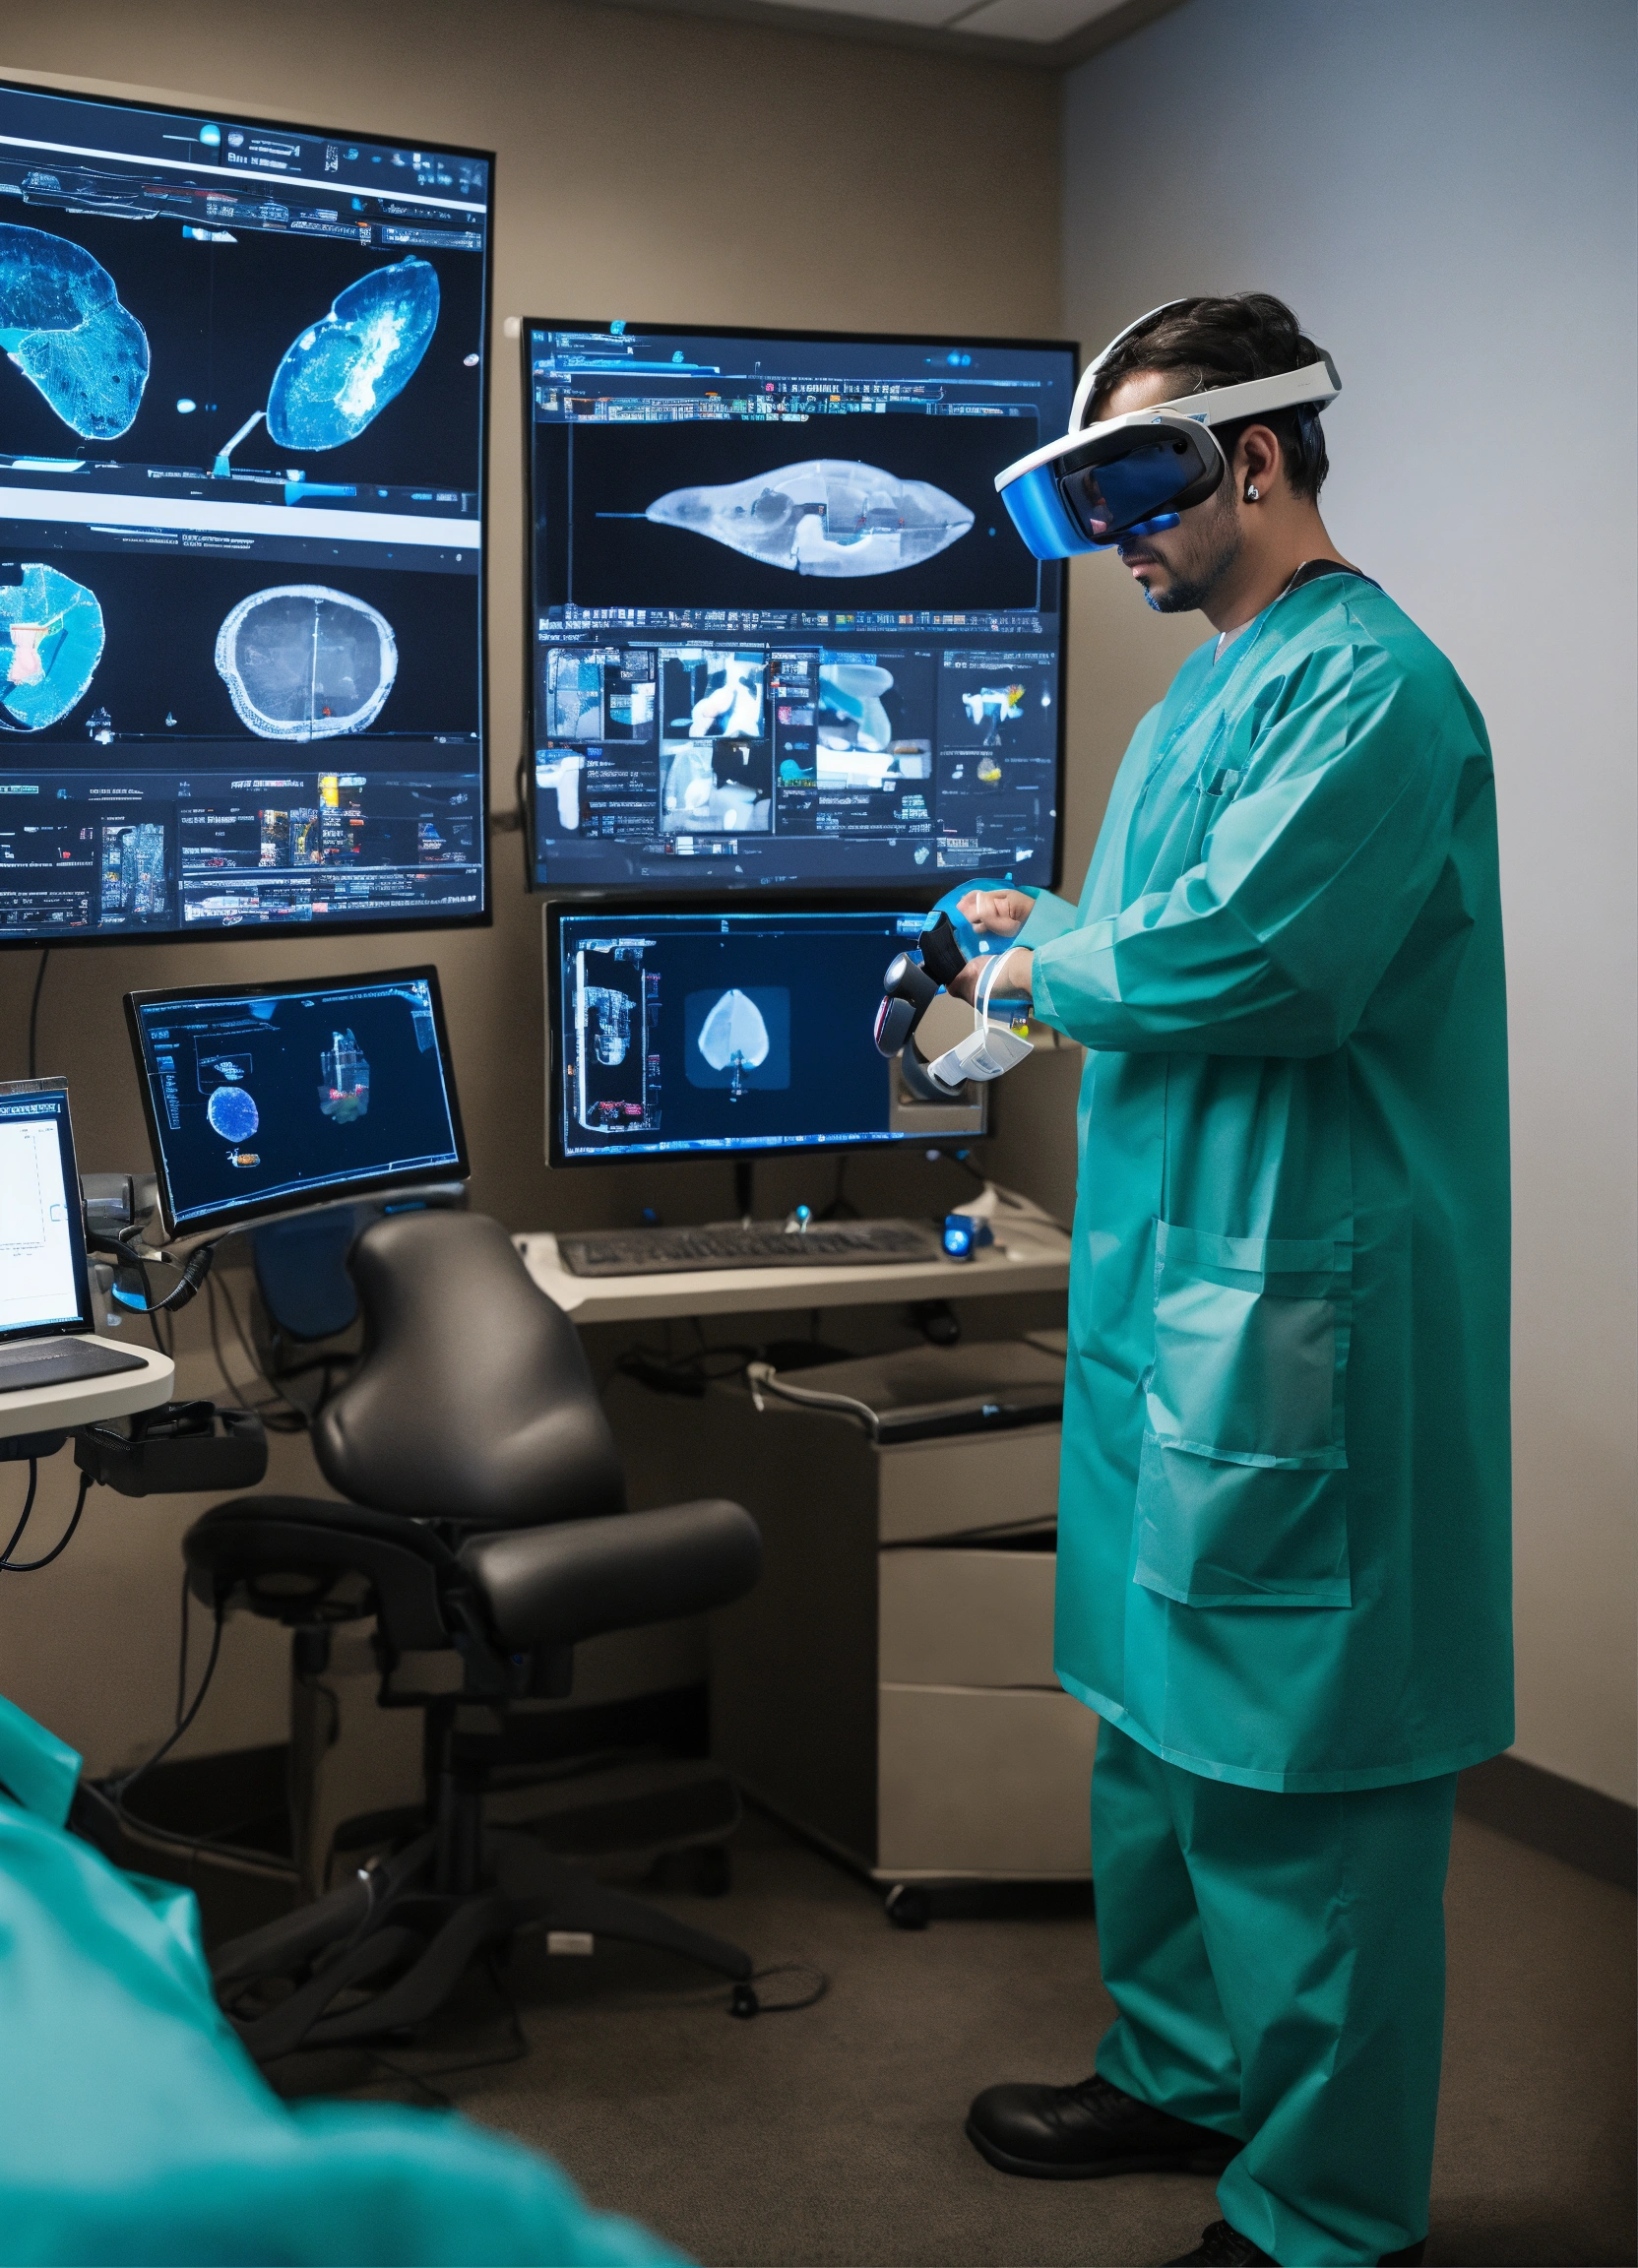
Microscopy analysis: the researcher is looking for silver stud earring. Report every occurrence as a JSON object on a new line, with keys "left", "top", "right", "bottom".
{"left": 1245, "top": 482, "right": 1260, "bottom": 502}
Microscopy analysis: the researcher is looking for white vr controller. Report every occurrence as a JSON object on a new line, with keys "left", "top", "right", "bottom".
{"left": 922, "top": 947, "right": 1034, "bottom": 1092}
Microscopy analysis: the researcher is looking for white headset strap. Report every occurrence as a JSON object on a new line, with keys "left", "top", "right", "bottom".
{"left": 1071, "top": 304, "right": 1341, "bottom": 434}
{"left": 1070, "top": 300, "right": 1187, "bottom": 431}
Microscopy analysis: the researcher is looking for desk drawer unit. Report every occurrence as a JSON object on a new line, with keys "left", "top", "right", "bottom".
{"left": 878, "top": 1539, "right": 1095, "bottom": 1878}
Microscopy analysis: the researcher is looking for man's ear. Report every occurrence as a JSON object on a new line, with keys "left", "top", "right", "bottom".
{"left": 1234, "top": 422, "right": 1283, "bottom": 500}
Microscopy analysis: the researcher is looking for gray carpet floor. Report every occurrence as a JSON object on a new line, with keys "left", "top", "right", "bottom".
{"left": 287, "top": 1810, "right": 1636, "bottom": 2267}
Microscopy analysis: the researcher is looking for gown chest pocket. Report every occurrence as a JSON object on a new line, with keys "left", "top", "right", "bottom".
{"left": 1135, "top": 1223, "right": 1353, "bottom": 1609}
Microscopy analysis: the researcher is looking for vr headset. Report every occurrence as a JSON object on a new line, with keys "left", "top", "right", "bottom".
{"left": 995, "top": 302, "right": 1342, "bottom": 561}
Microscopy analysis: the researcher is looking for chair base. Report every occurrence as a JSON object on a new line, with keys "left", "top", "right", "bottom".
{"left": 213, "top": 1825, "right": 757, "bottom": 2060}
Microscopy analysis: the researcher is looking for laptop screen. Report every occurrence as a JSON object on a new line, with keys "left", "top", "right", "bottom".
{"left": 0, "top": 1082, "right": 92, "bottom": 1343}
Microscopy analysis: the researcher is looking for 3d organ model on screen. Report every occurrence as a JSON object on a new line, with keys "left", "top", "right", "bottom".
{"left": 266, "top": 258, "right": 440, "bottom": 449}
{"left": 215, "top": 586, "right": 399, "bottom": 740}
{"left": 0, "top": 223, "right": 150, "bottom": 438}
{"left": 0, "top": 563, "right": 105, "bottom": 730}
{"left": 961, "top": 682, "right": 1025, "bottom": 746}
{"left": 697, "top": 988, "right": 770, "bottom": 1102}
{"left": 319, "top": 1030, "right": 370, "bottom": 1123}
{"left": 646, "top": 461, "right": 974, "bottom": 577}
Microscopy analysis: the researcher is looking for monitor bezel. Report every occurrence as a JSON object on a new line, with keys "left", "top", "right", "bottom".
{"left": 0, "top": 70, "right": 495, "bottom": 955}
{"left": 0, "top": 1077, "right": 94, "bottom": 1340}
{"left": 520, "top": 316, "right": 1076, "bottom": 909}
{"left": 124, "top": 963, "right": 471, "bottom": 1241}
{"left": 543, "top": 895, "right": 985, "bottom": 1171}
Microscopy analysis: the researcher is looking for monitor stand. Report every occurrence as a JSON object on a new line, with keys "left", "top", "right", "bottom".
{"left": 733, "top": 1159, "right": 754, "bottom": 1227}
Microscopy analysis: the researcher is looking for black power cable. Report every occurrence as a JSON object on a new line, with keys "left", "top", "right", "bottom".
{"left": 26, "top": 948, "right": 49, "bottom": 1078}
{"left": 0, "top": 1458, "right": 39, "bottom": 1565}
{"left": 2, "top": 1473, "right": 91, "bottom": 1573}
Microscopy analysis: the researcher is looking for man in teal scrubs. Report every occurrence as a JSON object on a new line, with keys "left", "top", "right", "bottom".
{"left": 956, "top": 296, "right": 1512, "bottom": 2268}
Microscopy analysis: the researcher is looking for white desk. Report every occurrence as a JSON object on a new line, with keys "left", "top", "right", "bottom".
{"left": 515, "top": 1219, "right": 1072, "bottom": 1325}
{"left": 0, "top": 1338, "right": 175, "bottom": 1440}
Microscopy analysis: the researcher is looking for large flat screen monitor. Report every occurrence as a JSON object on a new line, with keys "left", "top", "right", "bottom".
{"left": 525, "top": 322, "right": 1075, "bottom": 899}
{"left": 0, "top": 77, "right": 491, "bottom": 947}
{"left": 126, "top": 966, "right": 468, "bottom": 1237}
{"left": 546, "top": 903, "right": 983, "bottom": 1166}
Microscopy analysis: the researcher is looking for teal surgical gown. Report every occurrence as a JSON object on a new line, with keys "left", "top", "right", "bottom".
{"left": 1018, "top": 570, "right": 1512, "bottom": 1792}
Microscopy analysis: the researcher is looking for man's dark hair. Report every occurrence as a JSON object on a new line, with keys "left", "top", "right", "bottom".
{"left": 1091, "top": 292, "right": 1333, "bottom": 501}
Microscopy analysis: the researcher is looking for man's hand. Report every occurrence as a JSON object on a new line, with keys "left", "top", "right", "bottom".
{"left": 948, "top": 947, "right": 1034, "bottom": 1009}
{"left": 957, "top": 888, "right": 1035, "bottom": 940}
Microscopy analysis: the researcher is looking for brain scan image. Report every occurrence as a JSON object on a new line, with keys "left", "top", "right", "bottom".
{"left": 646, "top": 461, "right": 974, "bottom": 578}
{"left": 215, "top": 585, "right": 398, "bottom": 741}
{"left": 206, "top": 1085, "right": 260, "bottom": 1144}
{"left": 0, "top": 563, "right": 105, "bottom": 731}
{"left": 266, "top": 258, "right": 440, "bottom": 451}
{"left": 0, "top": 223, "right": 150, "bottom": 439}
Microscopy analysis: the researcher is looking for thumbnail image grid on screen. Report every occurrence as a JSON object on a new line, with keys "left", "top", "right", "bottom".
{"left": 526, "top": 323, "right": 1074, "bottom": 898}
{"left": 0, "top": 78, "right": 491, "bottom": 946}
{"left": 550, "top": 905, "right": 936, "bottom": 1164}
{"left": 129, "top": 969, "right": 466, "bottom": 1232}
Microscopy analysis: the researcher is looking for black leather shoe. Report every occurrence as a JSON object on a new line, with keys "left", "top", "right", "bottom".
{"left": 965, "top": 2070, "right": 1238, "bottom": 2179}
{"left": 1166, "top": 2224, "right": 1272, "bottom": 2266}
{"left": 1166, "top": 2223, "right": 1427, "bottom": 2266}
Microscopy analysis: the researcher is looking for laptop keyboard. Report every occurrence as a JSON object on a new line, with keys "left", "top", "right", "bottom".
{"left": 0, "top": 1339, "right": 148, "bottom": 1394}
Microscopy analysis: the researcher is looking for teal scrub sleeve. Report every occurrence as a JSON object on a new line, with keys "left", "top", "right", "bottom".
{"left": 1030, "top": 640, "right": 1464, "bottom": 1058}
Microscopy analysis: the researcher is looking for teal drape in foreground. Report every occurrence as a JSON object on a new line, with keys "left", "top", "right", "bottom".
{"left": 0, "top": 1693, "right": 681, "bottom": 2267}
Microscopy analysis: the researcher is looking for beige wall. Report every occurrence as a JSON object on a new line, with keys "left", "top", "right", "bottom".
{"left": 1062, "top": 0, "right": 1638, "bottom": 1802}
{"left": 0, "top": 3, "right": 1062, "bottom": 1772}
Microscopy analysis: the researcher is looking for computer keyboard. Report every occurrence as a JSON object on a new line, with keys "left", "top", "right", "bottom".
{"left": 556, "top": 1219, "right": 946, "bottom": 1279}
{"left": 0, "top": 1338, "right": 148, "bottom": 1394}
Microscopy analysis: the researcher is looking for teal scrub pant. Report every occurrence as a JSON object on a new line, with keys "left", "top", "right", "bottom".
{"left": 1090, "top": 1720, "right": 1458, "bottom": 2267}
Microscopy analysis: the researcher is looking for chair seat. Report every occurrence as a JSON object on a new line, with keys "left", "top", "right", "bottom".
{"left": 460, "top": 1499, "right": 761, "bottom": 1648}
{"left": 185, "top": 1493, "right": 761, "bottom": 1656}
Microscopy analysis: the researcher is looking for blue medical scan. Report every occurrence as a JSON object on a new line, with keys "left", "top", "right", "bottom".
{"left": 214, "top": 585, "right": 399, "bottom": 740}
{"left": 0, "top": 221, "right": 150, "bottom": 439}
{"left": 646, "top": 461, "right": 974, "bottom": 578}
{"left": 267, "top": 258, "right": 440, "bottom": 451}
{"left": 0, "top": 563, "right": 105, "bottom": 730}
{"left": 0, "top": 78, "right": 490, "bottom": 946}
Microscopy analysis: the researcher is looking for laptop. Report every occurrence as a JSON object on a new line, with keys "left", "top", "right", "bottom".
{"left": 0, "top": 1079, "right": 148, "bottom": 1396}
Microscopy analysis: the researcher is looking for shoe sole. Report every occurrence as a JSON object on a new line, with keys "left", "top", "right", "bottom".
{"left": 964, "top": 2118, "right": 1236, "bottom": 2182}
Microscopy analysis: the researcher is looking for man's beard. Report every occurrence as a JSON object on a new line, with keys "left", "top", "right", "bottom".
{"left": 1139, "top": 491, "right": 1243, "bottom": 614}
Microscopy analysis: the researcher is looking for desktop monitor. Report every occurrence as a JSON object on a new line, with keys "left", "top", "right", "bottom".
{"left": 125, "top": 967, "right": 468, "bottom": 1238}
{"left": 0, "top": 1080, "right": 94, "bottom": 1340}
{"left": 0, "top": 77, "right": 492, "bottom": 947}
{"left": 524, "top": 321, "right": 1076, "bottom": 899}
{"left": 545, "top": 903, "right": 984, "bottom": 1167}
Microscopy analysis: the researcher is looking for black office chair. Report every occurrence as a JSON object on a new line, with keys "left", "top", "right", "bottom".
{"left": 186, "top": 1210, "right": 763, "bottom": 2059}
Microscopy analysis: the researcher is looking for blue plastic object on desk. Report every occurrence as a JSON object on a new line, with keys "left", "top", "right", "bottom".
{"left": 942, "top": 1213, "right": 995, "bottom": 1262}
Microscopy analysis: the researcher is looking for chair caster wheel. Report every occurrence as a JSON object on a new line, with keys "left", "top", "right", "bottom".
{"left": 729, "top": 1983, "right": 760, "bottom": 2019}
{"left": 884, "top": 1883, "right": 930, "bottom": 1930}
{"left": 695, "top": 1844, "right": 731, "bottom": 1898}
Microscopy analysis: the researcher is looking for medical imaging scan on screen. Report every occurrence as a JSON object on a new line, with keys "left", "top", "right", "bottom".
{"left": 0, "top": 78, "right": 489, "bottom": 945}
{"left": 527, "top": 324, "right": 1074, "bottom": 896}
{"left": 552, "top": 906, "right": 937, "bottom": 1162}
{"left": 129, "top": 972, "right": 463, "bottom": 1229}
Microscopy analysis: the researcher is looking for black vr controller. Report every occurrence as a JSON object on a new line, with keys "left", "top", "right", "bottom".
{"left": 873, "top": 912, "right": 970, "bottom": 1057}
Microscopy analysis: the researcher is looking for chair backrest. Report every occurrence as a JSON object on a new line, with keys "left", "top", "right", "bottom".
{"left": 312, "top": 1211, "right": 627, "bottom": 1531}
